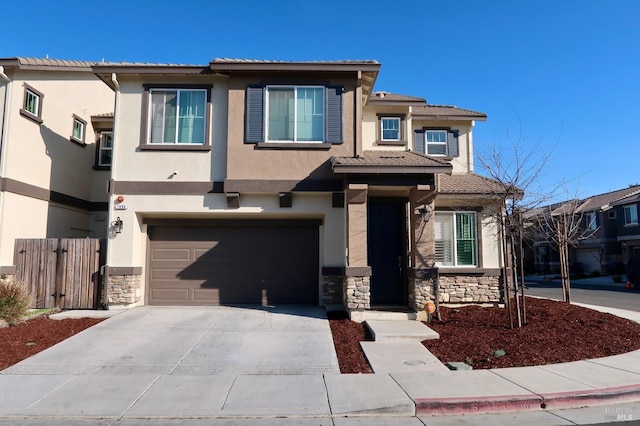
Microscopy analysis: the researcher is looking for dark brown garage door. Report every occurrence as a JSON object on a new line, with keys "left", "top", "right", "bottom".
{"left": 147, "top": 221, "right": 319, "bottom": 305}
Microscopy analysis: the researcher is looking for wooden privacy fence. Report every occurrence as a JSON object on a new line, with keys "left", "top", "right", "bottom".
{"left": 14, "top": 238, "right": 105, "bottom": 309}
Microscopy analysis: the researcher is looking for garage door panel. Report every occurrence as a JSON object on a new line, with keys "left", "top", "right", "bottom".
{"left": 148, "top": 223, "right": 319, "bottom": 305}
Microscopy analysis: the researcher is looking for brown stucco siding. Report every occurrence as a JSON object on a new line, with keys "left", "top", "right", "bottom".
{"left": 226, "top": 74, "right": 358, "bottom": 181}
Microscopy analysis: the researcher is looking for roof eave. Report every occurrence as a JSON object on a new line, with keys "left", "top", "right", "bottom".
{"left": 209, "top": 62, "right": 381, "bottom": 73}
{"left": 367, "top": 99, "right": 426, "bottom": 107}
{"left": 0, "top": 58, "right": 93, "bottom": 72}
{"left": 92, "top": 65, "right": 210, "bottom": 75}
{"left": 412, "top": 114, "right": 487, "bottom": 122}
{"left": 332, "top": 165, "right": 452, "bottom": 174}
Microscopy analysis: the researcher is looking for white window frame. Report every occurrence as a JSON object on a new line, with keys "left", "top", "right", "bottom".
{"left": 426, "top": 130, "right": 447, "bottom": 156}
{"left": 585, "top": 212, "right": 597, "bottom": 230}
{"left": 434, "top": 211, "right": 478, "bottom": 267}
{"left": 380, "top": 117, "right": 401, "bottom": 141}
{"left": 147, "top": 88, "right": 207, "bottom": 145}
{"left": 71, "top": 115, "right": 86, "bottom": 144}
{"left": 25, "top": 89, "right": 40, "bottom": 116}
{"left": 624, "top": 205, "right": 638, "bottom": 226}
{"left": 265, "top": 85, "right": 325, "bottom": 143}
{"left": 97, "top": 131, "right": 112, "bottom": 167}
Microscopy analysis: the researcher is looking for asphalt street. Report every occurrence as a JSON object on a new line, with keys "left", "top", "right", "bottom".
{"left": 524, "top": 276, "right": 640, "bottom": 312}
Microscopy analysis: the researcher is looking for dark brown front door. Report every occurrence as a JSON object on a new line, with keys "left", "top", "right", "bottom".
{"left": 147, "top": 221, "right": 319, "bottom": 305}
{"left": 367, "top": 199, "right": 407, "bottom": 305}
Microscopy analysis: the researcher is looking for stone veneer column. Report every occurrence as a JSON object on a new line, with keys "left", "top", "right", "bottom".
{"left": 106, "top": 266, "right": 142, "bottom": 306}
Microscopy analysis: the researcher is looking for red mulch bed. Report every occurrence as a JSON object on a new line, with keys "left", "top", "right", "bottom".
{"left": 0, "top": 317, "right": 104, "bottom": 370}
{"left": 329, "top": 297, "right": 640, "bottom": 373}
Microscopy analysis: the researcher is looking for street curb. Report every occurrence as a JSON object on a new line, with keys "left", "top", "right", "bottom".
{"left": 414, "top": 384, "right": 640, "bottom": 416}
{"left": 415, "top": 394, "right": 543, "bottom": 415}
{"left": 540, "top": 383, "right": 640, "bottom": 410}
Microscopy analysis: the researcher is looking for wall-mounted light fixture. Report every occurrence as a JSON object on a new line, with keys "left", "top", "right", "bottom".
{"left": 417, "top": 205, "right": 432, "bottom": 222}
{"left": 112, "top": 217, "right": 123, "bottom": 234}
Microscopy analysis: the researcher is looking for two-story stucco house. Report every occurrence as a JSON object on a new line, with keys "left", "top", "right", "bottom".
{"left": 91, "top": 58, "right": 507, "bottom": 318}
{"left": 0, "top": 58, "right": 114, "bottom": 276}
{"left": 530, "top": 186, "right": 640, "bottom": 276}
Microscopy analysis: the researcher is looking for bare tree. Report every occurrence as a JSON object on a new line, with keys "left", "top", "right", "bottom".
{"left": 475, "top": 124, "right": 560, "bottom": 328}
{"left": 534, "top": 198, "right": 598, "bottom": 303}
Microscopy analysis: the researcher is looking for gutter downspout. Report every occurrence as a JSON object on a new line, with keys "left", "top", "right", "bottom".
{"left": 0, "top": 66, "right": 10, "bottom": 170}
{"left": 102, "top": 72, "right": 120, "bottom": 309}
{"left": 0, "top": 67, "right": 11, "bottom": 269}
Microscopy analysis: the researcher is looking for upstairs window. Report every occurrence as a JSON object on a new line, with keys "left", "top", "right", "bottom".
{"left": 20, "top": 84, "right": 44, "bottom": 124}
{"left": 414, "top": 128, "right": 459, "bottom": 157}
{"left": 585, "top": 212, "right": 597, "bottom": 230}
{"left": 149, "top": 89, "right": 207, "bottom": 144}
{"left": 96, "top": 131, "right": 112, "bottom": 168}
{"left": 426, "top": 130, "right": 447, "bottom": 155}
{"left": 435, "top": 212, "right": 477, "bottom": 267}
{"left": 624, "top": 205, "right": 638, "bottom": 226}
{"left": 266, "top": 86, "right": 324, "bottom": 142}
{"left": 70, "top": 115, "right": 87, "bottom": 145}
{"left": 245, "top": 85, "right": 343, "bottom": 146}
{"left": 381, "top": 117, "right": 400, "bottom": 141}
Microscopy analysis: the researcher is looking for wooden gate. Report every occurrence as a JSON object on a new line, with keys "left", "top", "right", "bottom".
{"left": 14, "top": 238, "right": 105, "bottom": 309}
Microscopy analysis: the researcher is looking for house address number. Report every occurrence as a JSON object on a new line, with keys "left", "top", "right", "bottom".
{"left": 114, "top": 204, "right": 127, "bottom": 210}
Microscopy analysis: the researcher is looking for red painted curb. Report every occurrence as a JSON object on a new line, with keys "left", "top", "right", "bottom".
{"left": 540, "top": 383, "right": 640, "bottom": 410}
{"left": 415, "top": 384, "right": 640, "bottom": 416}
{"left": 416, "top": 394, "right": 543, "bottom": 416}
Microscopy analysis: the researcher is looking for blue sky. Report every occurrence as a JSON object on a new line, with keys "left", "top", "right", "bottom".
{"left": 3, "top": 0, "right": 639, "bottom": 201}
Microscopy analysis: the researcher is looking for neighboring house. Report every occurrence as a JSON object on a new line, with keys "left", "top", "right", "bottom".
{"left": 611, "top": 192, "right": 640, "bottom": 264}
{"left": 0, "top": 57, "right": 114, "bottom": 275}
{"left": 529, "top": 186, "right": 640, "bottom": 275}
{"left": 91, "top": 58, "right": 509, "bottom": 319}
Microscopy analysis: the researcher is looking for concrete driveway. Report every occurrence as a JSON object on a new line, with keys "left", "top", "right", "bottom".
{"left": 4, "top": 305, "right": 340, "bottom": 375}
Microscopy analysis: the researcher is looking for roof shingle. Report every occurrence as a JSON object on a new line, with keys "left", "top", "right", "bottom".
{"left": 439, "top": 173, "right": 512, "bottom": 195}
{"left": 412, "top": 105, "right": 487, "bottom": 121}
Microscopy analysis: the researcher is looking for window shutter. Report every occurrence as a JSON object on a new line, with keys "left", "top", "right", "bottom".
{"left": 325, "top": 86, "right": 343, "bottom": 144}
{"left": 414, "top": 130, "right": 425, "bottom": 154}
{"left": 447, "top": 129, "right": 459, "bottom": 157}
{"left": 445, "top": 130, "right": 459, "bottom": 157}
{"left": 245, "top": 86, "right": 265, "bottom": 143}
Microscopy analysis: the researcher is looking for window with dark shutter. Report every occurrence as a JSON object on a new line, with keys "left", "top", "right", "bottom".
{"left": 414, "top": 130, "right": 425, "bottom": 154}
{"left": 447, "top": 130, "right": 459, "bottom": 157}
{"left": 325, "top": 86, "right": 343, "bottom": 144}
{"left": 245, "top": 86, "right": 265, "bottom": 143}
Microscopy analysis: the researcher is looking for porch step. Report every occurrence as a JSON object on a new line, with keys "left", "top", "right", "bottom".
{"left": 360, "top": 341, "right": 450, "bottom": 373}
{"left": 365, "top": 320, "right": 440, "bottom": 342}
{"left": 349, "top": 310, "right": 419, "bottom": 323}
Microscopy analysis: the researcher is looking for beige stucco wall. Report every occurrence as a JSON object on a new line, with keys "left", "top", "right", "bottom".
{"left": 0, "top": 69, "right": 113, "bottom": 267}
{"left": 0, "top": 193, "right": 49, "bottom": 264}
{"left": 411, "top": 119, "right": 474, "bottom": 173}
{"left": 111, "top": 76, "right": 228, "bottom": 182}
{"left": 480, "top": 209, "right": 502, "bottom": 268}
{"left": 225, "top": 75, "right": 357, "bottom": 180}
{"left": 362, "top": 107, "right": 411, "bottom": 151}
{"left": 0, "top": 70, "right": 113, "bottom": 199}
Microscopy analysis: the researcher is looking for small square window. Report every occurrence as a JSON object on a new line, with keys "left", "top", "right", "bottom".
{"left": 20, "top": 84, "right": 44, "bottom": 124}
{"left": 70, "top": 115, "right": 87, "bottom": 145}
{"left": 381, "top": 117, "right": 400, "bottom": 141}
{"left": 96, "top": 131, "right": 112, "bottom": 168}
{"left": 608, "top": 210, "right": 616, "bottom": 219}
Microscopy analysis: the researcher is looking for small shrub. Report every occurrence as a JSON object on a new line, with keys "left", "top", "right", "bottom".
{"left": 0, "top": 281, "right": 32, "bottom": 325}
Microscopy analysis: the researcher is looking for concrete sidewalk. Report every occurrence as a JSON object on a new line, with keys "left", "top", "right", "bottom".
{"left": 1, "top": 303, "right": 640, "bottom": 423}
